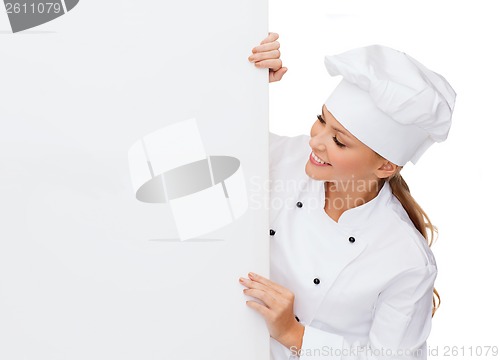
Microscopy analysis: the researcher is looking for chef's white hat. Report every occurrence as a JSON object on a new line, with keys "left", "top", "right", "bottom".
{"left": 324, "top": 44, "right": 456, "bottom": 166}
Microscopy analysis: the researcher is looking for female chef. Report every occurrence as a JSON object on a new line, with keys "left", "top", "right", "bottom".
{"left": 240, "top": 33, "right": 456, "bottom": 360}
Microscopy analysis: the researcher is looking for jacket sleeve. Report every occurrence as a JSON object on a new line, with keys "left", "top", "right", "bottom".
{"left": 269, "top": 131, "right": 285, "bottom": 166}
{"left": 293, "top": 265, "right": 437, "bottom": 360}
{"left": 269, "top": 131, "right": 310, "bottom": 170}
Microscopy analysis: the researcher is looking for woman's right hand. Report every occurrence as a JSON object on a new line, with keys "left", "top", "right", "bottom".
{"left": 248, "top": 32, "right": 288, "bottom": 83}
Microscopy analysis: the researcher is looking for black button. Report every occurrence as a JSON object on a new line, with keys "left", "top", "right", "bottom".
{"left": 296, "top": 201, "right": 303, "bottom": 208}
{"left": 270, "top": 229, "right": 276, "bottom": 236}
{"left": 295, "top": 315, "right": 300, "bottom": 322}
{"left": 313, "top": 278, "right": 320, "bottom": 285}
{"left": 349, "top": 236, "right": 355, "bottom": 243}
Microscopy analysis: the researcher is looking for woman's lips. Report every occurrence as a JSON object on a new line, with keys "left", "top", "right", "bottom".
{"left": 309, "top": 152, "right": 332, "bottom": 166}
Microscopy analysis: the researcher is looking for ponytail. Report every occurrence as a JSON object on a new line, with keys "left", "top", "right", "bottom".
{"left": 388, "top": 171, "right": 441, "bottom": 317}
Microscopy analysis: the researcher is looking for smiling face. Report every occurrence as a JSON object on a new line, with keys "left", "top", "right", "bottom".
{"left": 305, "top": 104, "right": 397, "bottom": 185}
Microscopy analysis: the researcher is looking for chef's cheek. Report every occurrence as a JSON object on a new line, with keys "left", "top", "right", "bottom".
{"left": 328, "top": 153, "right": 362, "bottom": 179}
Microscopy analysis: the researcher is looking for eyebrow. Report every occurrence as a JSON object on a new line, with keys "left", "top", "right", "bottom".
{"left": 321, "top": 107, "right": 351, "bottom": 138}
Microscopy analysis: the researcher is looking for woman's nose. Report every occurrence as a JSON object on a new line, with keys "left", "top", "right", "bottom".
{"left": 309, "top": 133, "right": 327, "bottom": 151}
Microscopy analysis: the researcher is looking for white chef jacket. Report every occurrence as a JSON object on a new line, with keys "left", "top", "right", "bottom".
{"left": 268, "top": 132, "right": 437, "bottom": 360}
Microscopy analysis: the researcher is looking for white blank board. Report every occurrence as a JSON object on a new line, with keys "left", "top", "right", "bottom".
{"left": 0, "top": 1, "right": 270, "bottom": 359}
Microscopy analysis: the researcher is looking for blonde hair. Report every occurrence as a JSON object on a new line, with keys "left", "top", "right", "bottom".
{"left": 388, "top": 169, "right": 441, "bottom": 317}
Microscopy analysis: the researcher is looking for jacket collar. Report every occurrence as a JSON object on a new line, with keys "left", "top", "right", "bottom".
{"left": 305, "top": 177, "right": 392, "bottom": 230}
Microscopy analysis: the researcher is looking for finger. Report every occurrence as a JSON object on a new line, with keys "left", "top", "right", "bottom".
{"left": 249, "top": 272, "right": 289, "bottom": 294}
{"left": 246, "top": 299, "right": 272, "bottom": 319}
{"left": 270, "top": 67, "right": 288, "bottom": 82}
{"left": 249, "top": 49, "right": 280, "bottom": 63}
{"left": 240, "top": 277, "right": 281, "bottom": 298}
{"left": 243, "top": 288, "right": 277, "bottom": 308}
{"left": 252, "top": 41, "right": 280, "bottom": 54}
{"left": 260, "top": 32, "right": 279, "bottom": 45}
{"left": 254, "top": 58, "right": 283, "bottom": 72}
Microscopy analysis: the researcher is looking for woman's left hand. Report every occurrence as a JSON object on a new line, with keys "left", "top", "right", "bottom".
{"left": 239, "top": 272, "right": 304, "bottom": 350}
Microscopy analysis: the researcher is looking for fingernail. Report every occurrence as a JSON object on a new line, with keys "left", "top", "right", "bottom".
{"left": 239, "top": 277, "right": 245, "bottom": 283}
{"left": 249, "top": 272, "right": 255, "bottom": 278}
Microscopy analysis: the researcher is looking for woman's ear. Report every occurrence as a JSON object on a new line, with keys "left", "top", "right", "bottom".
{"left": 375, "top": 161, "right": 398, "bottom": 179}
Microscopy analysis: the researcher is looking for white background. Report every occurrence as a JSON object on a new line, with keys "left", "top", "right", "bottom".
{"left": 1, "top": 0, "right": 499, "bottom": 359}
{"left": 269, "top": 0, "right": 500, "bottom": 357}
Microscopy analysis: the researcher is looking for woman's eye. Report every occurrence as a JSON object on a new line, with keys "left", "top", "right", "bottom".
{"left": 316, "top": 114, "right": 325, "bottom": 124}
{"left": 333, "top": 136, "right": 346, "bottom": 148}
{"left": 317, "top": 114, "right": 346, "bottom": 148}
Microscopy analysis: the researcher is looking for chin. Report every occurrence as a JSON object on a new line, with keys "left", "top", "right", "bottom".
{"left": 305, "top": 161, "right": 329, "bottom": 181}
